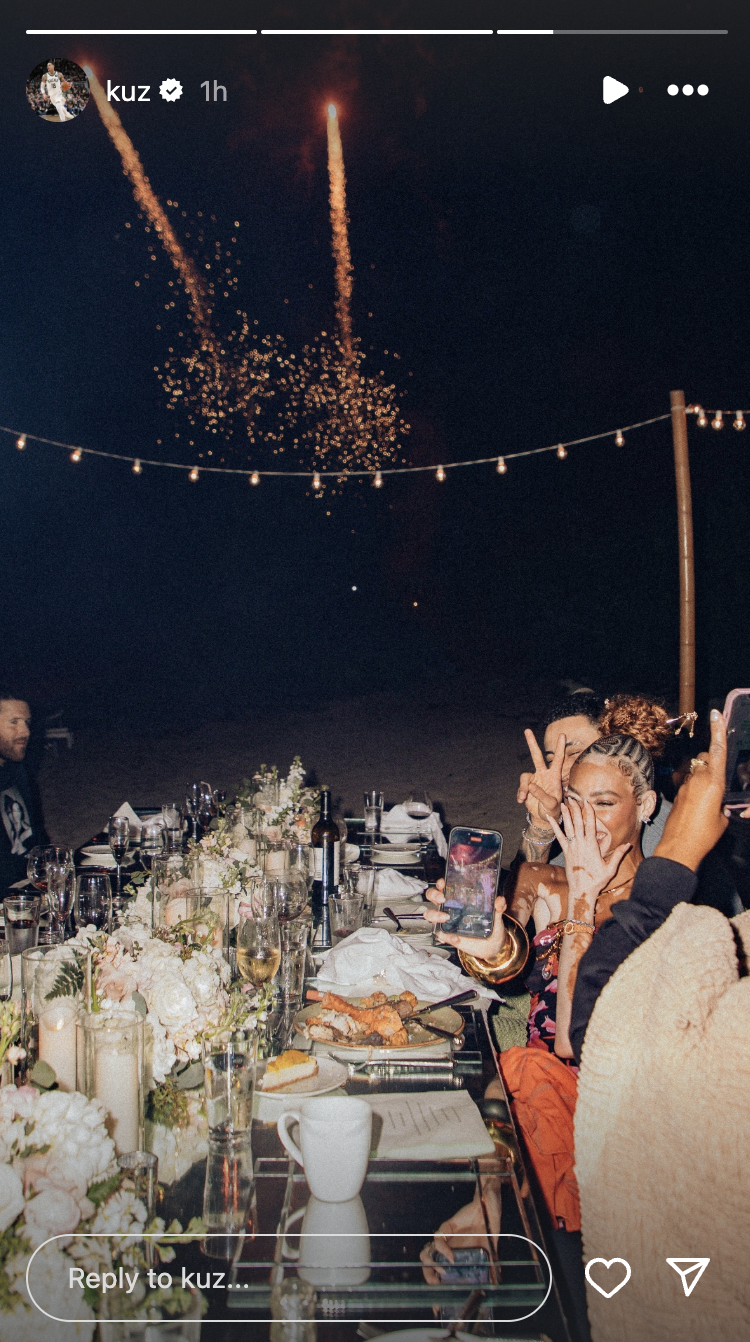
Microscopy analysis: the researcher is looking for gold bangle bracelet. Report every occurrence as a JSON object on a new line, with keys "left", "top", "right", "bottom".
{"left": 457, "top": 915, "right": 530, "bottom": 986}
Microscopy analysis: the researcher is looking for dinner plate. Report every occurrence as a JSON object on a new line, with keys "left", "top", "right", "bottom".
{"left": 293, "top": 1000, "right": 464, "bottom": 1057}
{"left": 372, "top": 847, "right": 422, "bottom": 866}
{"left": 81, "top": 845, "right": 112, "bottom": 857}
{"left": 257, "top": 1056, "right": 349, "bottom": 1097}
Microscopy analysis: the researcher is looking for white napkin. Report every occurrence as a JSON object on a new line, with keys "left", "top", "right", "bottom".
{"left": 315, "top": 926, "right": 498, "bottom": 1000}
{"left": 113, "top": 802, "right": 142, "bottom": 832}
{"left": 374, "top": 869, "right": 427, "bottom": 899}
{"left": 380, "top": 804, "right": 447, "bottom": 858}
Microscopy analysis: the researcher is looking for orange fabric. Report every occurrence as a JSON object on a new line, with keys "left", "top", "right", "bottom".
{"left": 499, "top": 1045, "right": 581, "bottom": 1231}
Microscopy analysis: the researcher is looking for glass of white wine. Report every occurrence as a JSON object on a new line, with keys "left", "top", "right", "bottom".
{"left": 236, "top": 908, "right": 281, "bottom": 988}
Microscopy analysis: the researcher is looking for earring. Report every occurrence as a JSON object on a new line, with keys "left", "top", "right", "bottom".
{"left": 642, "top": 813, "right": 651, "bottom": 825}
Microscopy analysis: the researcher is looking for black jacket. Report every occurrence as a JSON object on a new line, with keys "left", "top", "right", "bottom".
{"left": 570, "top": 856, "right": 698, "bottom": 1064}
{"left": 0, "top": 761, "right": 49, "bottom": 900}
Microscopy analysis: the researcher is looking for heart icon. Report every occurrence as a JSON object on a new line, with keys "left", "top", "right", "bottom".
{"left": 585, "top": 1257, "right": 632, "bottom": 1298}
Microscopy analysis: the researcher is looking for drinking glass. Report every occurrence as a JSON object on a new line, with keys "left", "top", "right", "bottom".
{"left": 329, "top": 896, "right": 363, "bottom": 943}
{"left": 0, "top": 942, "right": 12, "bottom": 1001}
{"left": 237, "top": 907, "right": 281, "bottom": 987}
{"left": 267, "top": 870, "right": 308, "bottom": 923}
{"left": 161, "top": 802, "right": 184, "bottom": 853}
{"left": 75, "top": 873, "right": 112, "bottom": 932}
{"left": 214, "top": 788, "right": 228, "bottom": 816}
{"left": 289, "top": 841, "right": 314, "bottom": 893}
{"left": 108, "top": 816, "right": 131, "bottom": 894}
{"left": 405, "top": 790, "right": 432, "bottom": 820}
{"left": 279, "top": 920, "right": 308, "bottom": 1007}
{"left": 202, "top": 1132, "right": 254, "bottom": 1249}
{"left": 139, "top": 819, "right": 165, "bottom": 871}
{"left": 202, "top": 1028, "right": 258, "bottom": 1134}
{"left": 363, "top": 791, "right": 384, "bottom": 835}
{"left": 26, "top": 847, "right": 51, "bottom": 891}
{"left": 343, "top": 865, "right": 376, "bottom": 925}
{"left": 185, "top": 783, "right": 203, "bottom": 841}
{"left": 3, "top": 895, "right": 40, "bottom": 955}
{"left": 198, "top": 781, "right": 216, "bottom": 834}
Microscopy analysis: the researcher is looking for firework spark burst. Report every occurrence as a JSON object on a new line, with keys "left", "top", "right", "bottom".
{"left": 326, "top": 104, "right": 354, "bottom": 365}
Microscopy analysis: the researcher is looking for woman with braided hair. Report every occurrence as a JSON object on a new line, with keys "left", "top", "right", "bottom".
{"left": 424, "top": 703, "right": 671, "bottom": 1061}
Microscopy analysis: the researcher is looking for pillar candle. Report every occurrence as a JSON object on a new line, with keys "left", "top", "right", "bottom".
{"left": 95, "top": 1046, "right": 139, "bottom": 1154}
{"left": 38, "top": 1001, "right": 78, "bottom": 1092}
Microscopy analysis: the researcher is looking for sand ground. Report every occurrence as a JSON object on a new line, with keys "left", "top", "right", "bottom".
{"left": 38, "top": 675, "right": 554, "bottom": 856}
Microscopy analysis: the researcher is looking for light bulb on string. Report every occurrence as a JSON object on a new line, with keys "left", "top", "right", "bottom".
{"left": 733, "top": 411, "right": 746, "bottom": 431}
{"left": 132, "top": 458, "right": 142, "bottom": 474}
{"left": 15, "top": 435, "right": 26, "bottom": 451}
{"left": 312, "top": 471, "right": 322, "bottom": 491}
{"left": 189, "top": 467, "right": 199, "bottom": 482}
{"left": 373, "top": 471, "right": 383, "bottom": 488}
{"left": 615, "top": 430, "right": 625, "bottom": 446}
{"left": 249, "top": 471, "right": 260, "bottom": 485}
{"left": 436, "top": 466, "right": 446, "bottom": 481}
{"left": 712, "top": 410, "right": 724, "bottom": 430}
{"left": 696, "top": 408, "right": 708, "bottom": 427}
{"left": 496, "top": 457, "right": 507, "bottom": 474}
{"left": 556, "top": 444, "right": 567, "bottom": 460}
{"left": 70, "top": 449, "right": 82, "bottom": 463}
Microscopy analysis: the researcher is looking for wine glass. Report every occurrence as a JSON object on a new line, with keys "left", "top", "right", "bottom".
{"left": 214, "top": 789, "right": 228, "bottom": 817}
{"left": 185, "top": 783, "right": 203, "bottom": 841}
{"left": 289, "top": 842, "right": 314, "bottom": 894}
{"left": 197, "top": 782, "right": 216, "bottom": 836}
{"left": 75, "top": 873, "right": 112, "bottom": 932}
{"left": 405, "top": 790, "right": 432, "bottom": 821}
{"left": 140, "top": 819, "right": 165, "bottom": 871}
{"left": 266, "top": 871, "right": 307, "bottom": 923}
{"left": 108, "top": 816, "right": 131, "bottom": 895}
{"left": 27, "top": 846, "right": 50, "bottom": 891}
{"left": 0, "top": 941, "right": 11, "bottom": 1002}
{"left": 236, "top": 907, "right": 281, "bottom": 988}
{"left": 46, "top": 860, "right": 75, "bottom": 940}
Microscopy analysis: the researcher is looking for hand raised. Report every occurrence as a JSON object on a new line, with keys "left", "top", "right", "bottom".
{"left": 548, "top": 798, "right": 631, "bottom": 910}
{"left": 517, "top": 729, "right": 565, "bottom": 829}
{"left": 657, "top": 709, "right": 729, "bottom": 870}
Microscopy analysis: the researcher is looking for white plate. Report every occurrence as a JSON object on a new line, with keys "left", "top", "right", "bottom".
{"left": 372, "top": 848, "right": 422, "bottom": 866}
{"left": 257, "top": 1056, "right": 349, "bottom": 1097}
{"left": 80, "top": 852, "right": 117, "bottom": 867}
{"left": 294, "top": 1001, "right": 463, "bottom": 1059}
{"left": 81, "top": 845, "right": 112, "bottom": 857}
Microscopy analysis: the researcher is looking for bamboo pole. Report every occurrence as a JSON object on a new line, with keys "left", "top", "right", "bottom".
{"left": 670, "top": 390, "right": 695, "bottom": 714}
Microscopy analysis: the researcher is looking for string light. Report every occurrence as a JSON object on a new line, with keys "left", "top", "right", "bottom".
{"left": 712, "top": 410, "right": 724, "bottom": 430}
{"left": 132, "top": 458, "right": 142, "bottom": 474}
{"left": 556, "top": 444, "right": 567, "bottom": 460}
{"left": 615, "top": 430, "right": 625, "bottom": 446}
{"left": 249, "top": 471, "right": 260, "bottom": 485}
{"left": 496, "top": 457, "right": 507, "bottom": 474}
{"left": 15, "top": 435, "right": 25, "bottom": 451}
{"left": 312, "top": 471, "right": 322, "bottom": 490}
{"left": 373, "top": 470, "right": 383, "bottom": 488}
{"left": 70, "top": 449, "right": 82, "bottom": 463}
{"left": 696, "top": 408, "right": 708, "bottom": 427}
{"left": 436, "top": 466, "right": 446, "bottom": 481}
{"left": 734, "top": 411, "right": 746, "bottom": 431}
{"left": 189, "top": 467, "right": 199, "bottom": 481}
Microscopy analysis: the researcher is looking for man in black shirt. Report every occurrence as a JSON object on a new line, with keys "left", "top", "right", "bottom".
{"left": 0, "top": 692, "right": 49, "bottom": 900}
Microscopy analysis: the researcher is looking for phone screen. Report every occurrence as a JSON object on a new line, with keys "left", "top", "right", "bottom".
{"left": 442, "top": 826, "right": 503, "bottom": 936}
{"left": 724, "top": 689, "right": 750, "bottom": 803}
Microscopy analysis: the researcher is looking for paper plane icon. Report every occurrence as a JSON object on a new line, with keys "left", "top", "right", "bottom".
{"left": 603, "top": 76, "right": 629, "bottom": 105}
{"left": 666, "top": 1258, "right": 710, "bottom": 1297}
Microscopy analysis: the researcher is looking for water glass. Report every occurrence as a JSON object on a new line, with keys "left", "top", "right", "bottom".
{"left": 0, "top": 942, "right": 12, "bottom": 1001}
{"left": 202, "top": 1028, "right": 258, "bottom": 1134}
{"left": 289, "top": 841, "right": 314, "bottom": 892}
{"left": 202, "top": 1132, "right": 254, "bottom": 1250}
{"left": 117, "top": 1150, "right": 158, "bottom": 1220}
{"left": 75, "top": 873, "right": 112, "bottom": 932}
{"left": 363, "top": 791, "right": 384, "bottom": 835}
{"left": 329, "top": 896, "right": 363, "bottom": 943}
{"left": 270, "top": 1275, "right": 317, "bottom": 1342}
{"left": 139, "top": 818, "right": 165, "bottom": 870}
{"left": 279, "top": 920, "right": 308, "bottom": 1006}
{"left": 4, "top": 895, "right": 40, "bottom": 955}
{"left": 343, "top": 865, "right": 376, "bottom": 925}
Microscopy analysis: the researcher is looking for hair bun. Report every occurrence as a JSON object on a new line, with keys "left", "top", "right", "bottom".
{"left": 598, "top": 694, "right": 670, "bottom": 757}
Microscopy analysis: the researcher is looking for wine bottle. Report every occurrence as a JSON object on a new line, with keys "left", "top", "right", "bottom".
{"left": 311, "top": 788, "right": 339, "bottom": 949}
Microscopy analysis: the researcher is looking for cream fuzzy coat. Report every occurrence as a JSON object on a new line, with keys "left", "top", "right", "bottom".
{"left": 575, "top": 903, "right": 750, "bottom": 1342}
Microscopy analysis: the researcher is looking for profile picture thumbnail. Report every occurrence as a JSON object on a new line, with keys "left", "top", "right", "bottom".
{"left": 26, "top": 58, "right": 90, "bottom": 123}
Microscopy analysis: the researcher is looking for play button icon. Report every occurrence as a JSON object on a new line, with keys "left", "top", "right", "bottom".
{"left": 603, "top": 76, "right": 629, "bottom": 104}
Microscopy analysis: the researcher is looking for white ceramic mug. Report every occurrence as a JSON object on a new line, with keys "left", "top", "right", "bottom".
{"left": 282, "top": 1195, "right": 371, "bottom": 1286}
{"left": 277, "top": 1095, "right": 372, "bottom": 1202}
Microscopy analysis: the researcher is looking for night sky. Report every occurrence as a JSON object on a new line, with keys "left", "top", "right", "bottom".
{"left": 2, "top": 0, "right": 749, "bottom": 724}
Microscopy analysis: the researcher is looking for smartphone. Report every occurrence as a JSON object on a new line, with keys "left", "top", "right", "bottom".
{"left": 723, "top": 690, "right": 750, "bottom": 811}
{"left": 432, "top": 1247, "right": 490, "bottom": 1284}
{"left": 440, "top": 828, "right": 503, "bottom": 939}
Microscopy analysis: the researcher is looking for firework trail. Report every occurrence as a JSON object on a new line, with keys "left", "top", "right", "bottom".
{"left": 86, "top": 67, "right": 213, "bottom": 344}
{"left": 326, "top": 104, "right": 354, "bottom": 364}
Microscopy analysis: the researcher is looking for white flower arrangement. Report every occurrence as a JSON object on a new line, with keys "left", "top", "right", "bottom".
{"left": 0, "top": 1085, "right": 203, "bottom": 1338}
{"left": 239, "top": 756, "right": 321, "bottom": 841}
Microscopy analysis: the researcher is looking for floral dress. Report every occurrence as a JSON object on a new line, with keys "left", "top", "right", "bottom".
{"left": 525, "top": 922, "right": 579, "bottom": 1072}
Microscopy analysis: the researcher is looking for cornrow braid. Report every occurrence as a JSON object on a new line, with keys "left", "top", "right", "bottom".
{"left": 577, "top": 733, "right": 655, "bottom": 802}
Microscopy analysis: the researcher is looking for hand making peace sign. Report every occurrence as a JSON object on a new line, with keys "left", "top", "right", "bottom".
{"left": 517, "top": 728, "right": 566, "bottom": 831}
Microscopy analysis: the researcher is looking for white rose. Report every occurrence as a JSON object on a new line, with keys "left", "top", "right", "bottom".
{"left": 199, "top": 858, "right": 224, "bottom": 890}
{"left": 24, "top": 1186, "right": 81, "bottom": 1247}
{"left": 149, "top": 978, "right": 196, "bottom": 1031}
{"left": 182, "top": 956, "right": 219, "bottom": 1006}
{"left": 0, "top": 1164, "right": 25, "bottom": 1232}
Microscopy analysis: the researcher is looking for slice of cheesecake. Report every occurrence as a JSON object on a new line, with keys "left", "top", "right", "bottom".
{"left": 260, "top": 1049, "right": 319, "bottom": 1091}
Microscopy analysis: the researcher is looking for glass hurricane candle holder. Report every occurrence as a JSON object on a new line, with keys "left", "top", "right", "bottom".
{"left": 21, "top": 945, "right": 89, "bottom": 1091}
{"left": 79, "top": 1009, "right": 145, "bottom": 1156}
{"left": 152, "top": 854, "right": 200, "bottom": 928}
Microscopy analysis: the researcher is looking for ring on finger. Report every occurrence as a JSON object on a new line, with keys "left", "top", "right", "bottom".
{"left": 689, "top": 757, "right": 708, "bottom": 773}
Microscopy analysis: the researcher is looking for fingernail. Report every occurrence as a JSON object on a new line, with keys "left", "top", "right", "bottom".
{"left": 711, "top": 709, "right": 720, "bottom": 721}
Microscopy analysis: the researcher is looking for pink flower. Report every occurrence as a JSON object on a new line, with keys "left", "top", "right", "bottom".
{"left": 97, "top": 961, "right": 137, "bottom": 1003}
{"left": 24, "top": 1186, "right": 81, "bottom": 1247}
